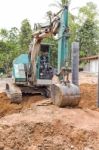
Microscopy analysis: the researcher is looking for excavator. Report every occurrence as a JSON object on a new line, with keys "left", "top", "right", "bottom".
{"left": 5, "top": 5, "right": 80, "bottom": 107}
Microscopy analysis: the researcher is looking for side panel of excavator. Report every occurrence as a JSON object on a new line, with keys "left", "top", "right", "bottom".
{"left": 12, "top": 54, "right": 29, "bottom": 84}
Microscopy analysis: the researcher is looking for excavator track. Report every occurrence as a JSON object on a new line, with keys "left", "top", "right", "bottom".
{"left": 7, "top": 92, "right": 22, "bottom": 103}
{"left": 5, "top": 83, "right": 50, "bottom": 103}
{"left": 20, "top": 86, "right": 50, "bottom": 98}
{"left": 5, "top": 83, "right": 22, "bottom": 103}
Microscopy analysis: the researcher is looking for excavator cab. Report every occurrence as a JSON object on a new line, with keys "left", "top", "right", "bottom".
{"left": 36, "top": 44, "right": 53, "bottom": 84}
{"left": 12, "top": 43, "right": 53, "bottom": 86}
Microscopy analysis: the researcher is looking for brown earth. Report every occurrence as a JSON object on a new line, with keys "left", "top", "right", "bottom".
{"left": 0, "top": 93, "right": 44, "bottom": 117}
{"left": 0, "top": 84, "right": 98, "bottom": 117}
{"left": 0, "top": 72, "right": 98, "bottom": 150}
{"left": 79, "top": 84, "right": 98, "bottom": 110}
{"left": 0, "top": 103, "right": 99, "bottom": 150}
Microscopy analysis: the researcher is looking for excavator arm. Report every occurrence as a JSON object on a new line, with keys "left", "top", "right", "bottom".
{"left": 29, "top": 12, "right": 60, "bottom": 84}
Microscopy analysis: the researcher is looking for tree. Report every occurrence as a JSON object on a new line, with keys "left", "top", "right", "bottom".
{"left": 78, "top": 19, "right": 98, "bottom": 57}
{"left": 0, "top": 27, "right": 20, "bottom": 71}
{"left": 77, "top": 2, "right": 99, "bottom": 57}
{"left": 61, "top": 0, "right": 71, "bottom": 5}
{"left": 0, "top": 29, "right": 8, "bottom": 41}
{"left": 8, "top": 27, "right": 19, "bottom": 42}
{"left": 50, "top": 0, "right": 71, "bottom": 8}
{"left": 78, "top": 2, "right": 98, "bottom": 23}
{"left": 19, "top": 19, "right": 32, "bottom": 52}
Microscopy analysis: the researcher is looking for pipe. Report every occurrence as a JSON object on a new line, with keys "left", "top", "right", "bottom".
{"left": 71, "top": 42, "right": 79, "bottom": 85}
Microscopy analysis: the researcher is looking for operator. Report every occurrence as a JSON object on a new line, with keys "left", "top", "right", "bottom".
{"left": 52, "top": 67, "right": 70, "bottom": 85}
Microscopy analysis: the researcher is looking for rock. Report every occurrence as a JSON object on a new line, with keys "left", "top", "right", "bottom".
{"left": 70, "top": 145, "right": 74, "bottom": 149}
{"left": 0, "top": 143, "right": 4, "bottom": 150}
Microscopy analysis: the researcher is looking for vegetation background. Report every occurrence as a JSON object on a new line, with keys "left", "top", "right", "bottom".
{"left": 0, "top": 0, "right": 98, "bottom": 73}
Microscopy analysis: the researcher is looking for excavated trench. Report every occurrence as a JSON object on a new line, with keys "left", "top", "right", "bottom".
{"left": 0, "top": 92, "right": 44, "bottom": 117}
{"left": 0, "top": 84, "right": 98, "bottom": 117}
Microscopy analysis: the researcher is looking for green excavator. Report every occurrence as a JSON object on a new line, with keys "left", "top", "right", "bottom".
{"left": 5, "top": 5, "right": 80, "bottom": 107}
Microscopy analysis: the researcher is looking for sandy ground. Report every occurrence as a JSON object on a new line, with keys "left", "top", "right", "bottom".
{"left": 0, "top": 72, "right": 98, "bottom": 150}
{"left": 79, "top": 72, "right": 97, "bottom": 84}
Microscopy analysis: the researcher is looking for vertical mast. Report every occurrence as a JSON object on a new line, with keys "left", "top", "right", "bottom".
{"left": 58, "top": 6, "right": 69, "bottom": 73}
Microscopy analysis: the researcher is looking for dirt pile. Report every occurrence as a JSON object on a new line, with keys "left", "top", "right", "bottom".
{"left": 0, "top": 121, "right": 98, "bottom": 150}
{"left": 0, "top": 92, "right": 44, "bottom": 117}
{"left": 79, "top": 84, "right": 97, "bottom": 110}
{"left": 0, "top": 105, "right": 99, "bottom": 150}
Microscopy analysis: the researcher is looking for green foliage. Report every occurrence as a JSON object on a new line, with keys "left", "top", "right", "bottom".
{"left": 0, "top": 27, "right": 20, "bottom": 71}
{"left": 8, "top": 27, "right": 19, "bottom": 42}
{"left": 78, "top": 19, "right": 98, "bottom": 56}
{"left": 0, "top": 1, "right": 99, "bottom": 72}
{"left": 0, "top": 41, "right": 7, "bottom": 52}
{"left": 69, "top": 13, "right": 79, "bottom": 49}
{"left": 77, "top": 2, "right": 99, "bottom": 57}
{"left": 0, "top": 28, "right": 8, "bottom": 40}
{"left": 50, "top": 0, "right": 71, "bottom": 9}
{"left": 0, "top": 19, "right": 32, "bottom": 72}
{"left": 19, "top": 19, "right": 32, "bottom": 52}
{"left": 78, "top": 2, "right": 97, "bottom": 22}
{"left": 61, "top": 0, "right": 71, "bottom": 5}
{"left": 45, "top": 0, "right": 99, "bottom": 67}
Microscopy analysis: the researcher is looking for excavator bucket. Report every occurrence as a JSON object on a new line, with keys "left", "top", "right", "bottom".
{"left": 51, "top": 83, "right": 80, "bottom": 107}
